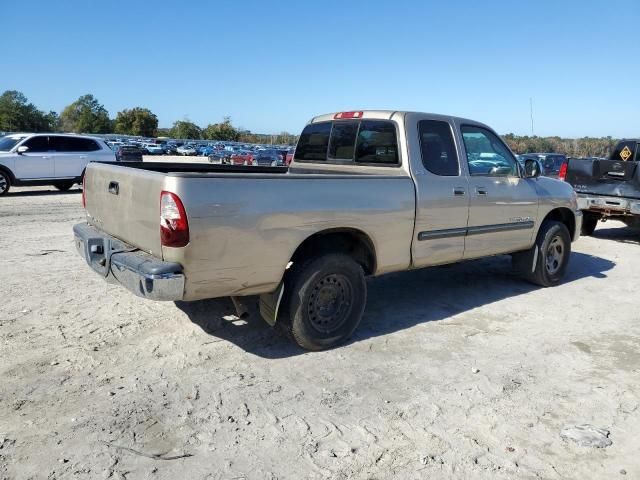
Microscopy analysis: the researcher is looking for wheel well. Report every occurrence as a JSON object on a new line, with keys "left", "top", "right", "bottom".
{"left": 543, "top": 208, "right": 575, "bottom": 239}
{"left": 0, "top": 166, "right": 15, "bottom": 183}
{"left": 290, "top": 229, "right": 377, "bottom": 275}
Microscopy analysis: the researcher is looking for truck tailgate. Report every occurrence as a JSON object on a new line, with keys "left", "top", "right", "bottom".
{"left": 565, "top": 158, "right": 640, "bottom": 199}
{"left": 84, "top": 162, "right": 165, "bottom": 257}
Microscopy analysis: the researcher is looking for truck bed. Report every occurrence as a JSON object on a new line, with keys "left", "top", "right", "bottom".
{"left": 83, "top": 161, "right": 416, "bottom": 300}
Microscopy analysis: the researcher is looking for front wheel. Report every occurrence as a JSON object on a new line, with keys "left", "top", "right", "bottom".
{"left": 278, "top": 253, "right": 367, "bottom": 350}
{"left": 0, "top": 171, "right": 11, "bottom": 196}
{"left": 581, "top": 212, "right": 599, "bottom": 236}
{"left": 513, "top": 220, "right": 571, "bottom": 287}
{"left": 53, "top": 182, "right": 74, "bottom": 191}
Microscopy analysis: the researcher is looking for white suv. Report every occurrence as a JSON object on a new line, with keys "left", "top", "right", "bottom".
{"left": 0, "top": 133, "right": 116, "bottom": 195}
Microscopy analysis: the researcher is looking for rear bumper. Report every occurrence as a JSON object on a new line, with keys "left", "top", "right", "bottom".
{"left": 73, "top": 223, "right": 185, "bottom": 301}
{"left": 576, "top": 194, "right": 640, "bottom": 216}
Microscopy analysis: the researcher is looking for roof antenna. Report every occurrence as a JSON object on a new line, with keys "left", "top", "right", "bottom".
{"left": 530, "top": 97, "right": 534, "bottom": 136}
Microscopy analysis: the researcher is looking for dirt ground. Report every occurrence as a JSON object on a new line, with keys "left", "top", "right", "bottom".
{"left": 1, "top": 186, "right": 639, "bottom": 480}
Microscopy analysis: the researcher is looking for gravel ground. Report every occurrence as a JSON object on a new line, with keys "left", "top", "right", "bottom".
{"left": 1, "top": 185, "right": 639, "bottom": 480}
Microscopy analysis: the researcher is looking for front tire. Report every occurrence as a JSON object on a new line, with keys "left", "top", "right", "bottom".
{"left": 278, "top": 253, "right": 367, "bottom": 350}
{"left": 581, "top": 212, "right": 599, "bottom": 236}
{"left": 513, "top": 220, "right": 571, "bottom": 287}
{"left": 54, "top": 182, "right": 74, "bottom": 191}
{"left": 0, "top": 171, "right": 11, "bottom": 196}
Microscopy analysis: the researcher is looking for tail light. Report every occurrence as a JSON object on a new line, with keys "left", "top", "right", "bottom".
{"left": 160, "top": 191, "right": 189, "bottom": 248}
{"left": 558, "top": 162, "right": 568, "bottom": 181}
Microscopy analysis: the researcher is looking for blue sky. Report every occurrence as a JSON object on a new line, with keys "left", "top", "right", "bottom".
{"left": 3, "top": 0, "right": 639, "bottom": 137}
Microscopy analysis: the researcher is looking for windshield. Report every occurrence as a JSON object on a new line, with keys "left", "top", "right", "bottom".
{"left": 0, "top": 135, "right": 28, "bottom": 152}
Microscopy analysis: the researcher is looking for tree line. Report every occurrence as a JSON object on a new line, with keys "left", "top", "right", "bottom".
{"left": 0, "top": 90, "right": 626, "bottom": 155}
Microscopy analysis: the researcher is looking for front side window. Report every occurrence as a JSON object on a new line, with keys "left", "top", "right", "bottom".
{"left": 355, "top": 120, "right": 398, "bottom": 164}
{"left": 294, "top": 122, "right": 331, "bottom": 161}
{"left": 22, "top": 136, "right": 49, "bottom": 153}
{"left": 419, "top": 120, "right": 459, "bottom": 176}
{"left": 328, "top": 121, "right": 358, "bottom": 160}
{"left": 461, "top": 125, "right": 518, "bottom": 176}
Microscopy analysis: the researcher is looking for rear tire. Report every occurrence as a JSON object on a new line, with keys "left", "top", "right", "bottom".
{"left": 54, "top": 182, "right": 74, "bottom": 191}
{"left": 581, "top": 212, "right": 599, "bottom": 236}
{"left": 514, "top": 220, "right": 571, "bottom": 287}
{"left": 0, "top": 171, "right": 10, "bottom": 196}
{"left": 277, "top": 253, "right": 367, "bottom": 351}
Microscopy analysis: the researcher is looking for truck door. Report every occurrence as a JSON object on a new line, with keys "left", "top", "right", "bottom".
{"left": 459, "top": 125, "right": 539, "bottom": 259}
{"left": 411, "top": 119, "right": 469, "bottom": 267}
{"left": 13, "top": 135, "right": 54, "bottom": 180}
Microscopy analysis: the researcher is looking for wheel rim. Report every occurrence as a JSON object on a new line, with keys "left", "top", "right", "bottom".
{"left": 0, "top": 175, "right": 7, "bottom": 193}
{"left": 308, "top": 273, "right": 353, "bottom": 334}
{"left": 545, "top": 236, "right": 565, "bottom": 275}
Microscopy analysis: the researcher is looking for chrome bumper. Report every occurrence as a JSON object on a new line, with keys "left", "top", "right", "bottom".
{"left": 577, "top": 194, "right": 640, "bottom": 216}
{"left": 73, "top": 223, "right": 185, "bottom": 301}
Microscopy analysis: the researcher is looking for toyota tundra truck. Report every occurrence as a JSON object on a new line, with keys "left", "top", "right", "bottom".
{"left": 564, "top": 139, "right": 640, "bottom": 235}
{"left": 74, "top": 111, "right": 582, "bottom": 350}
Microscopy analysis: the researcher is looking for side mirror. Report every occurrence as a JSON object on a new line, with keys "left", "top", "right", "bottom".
{"left": 524, "top": 158, "right": 541, "bottom": 178}
{"left": 17, "top": 146, "right": 29, "bottom": 155}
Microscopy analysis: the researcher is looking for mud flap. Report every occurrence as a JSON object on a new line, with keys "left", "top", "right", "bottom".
{"left": 259, "top": 282, "right": 285, "bottom": 326}
{"left": 512, "top": 244, "right": 539, "bottom": 275}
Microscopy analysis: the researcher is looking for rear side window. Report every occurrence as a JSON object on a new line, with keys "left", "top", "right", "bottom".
{"left": 328, "top": 121, "right": 358, "bottom": 160}
{"left": 418, "top": 120, "right": 459, "bottom": 176}
{"left": 355, "top": 120, "right": 398, "bottom": 164}
{"left": 294, "top": 122, "right": 331, "bottom": 161}
{"left": 49, "top": 136, "right": 100, "bottom": 152}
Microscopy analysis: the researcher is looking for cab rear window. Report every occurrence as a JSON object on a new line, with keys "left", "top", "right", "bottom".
{"left": 294, "top": 122, "right": 331, "bottom": 161}
{"left": 295, "top": 119, "right": 399, "bottom": 165}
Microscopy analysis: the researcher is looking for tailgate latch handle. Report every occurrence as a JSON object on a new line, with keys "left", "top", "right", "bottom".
{"left": 108, "top": 181, "right": 119, "bottom": 195}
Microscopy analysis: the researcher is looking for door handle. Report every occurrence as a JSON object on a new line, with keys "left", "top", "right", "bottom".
{"left": 42, "top": 156, "right": 50, "bottom": 159}
{"left": 453, "top": 187, "right": 466, "bottom": 196}
{"left": 476, "top": 187, "right": 488, "bottom": 196}
{"left": 79, "top": 155, "right": 87, "bottom": 159}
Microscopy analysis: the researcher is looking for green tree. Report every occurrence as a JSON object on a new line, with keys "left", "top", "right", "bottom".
{"left": 59, "top": 94, "right": 112, "bottom": 133}
{"left": 114, "top": 107, "right": 158, "bottom": 137}
{"left": 0, "top": 90, "right": 58, "bottom": 132}
{"left": 202, "top": 117, "right": 240, "bottom": 141}
{"left": 169, "top": 120, "right": 201, "bottom": 139}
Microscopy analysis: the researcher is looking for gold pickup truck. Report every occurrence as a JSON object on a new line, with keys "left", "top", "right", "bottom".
{"left": 74, "top": 111, "right": 582, "bottom": 350}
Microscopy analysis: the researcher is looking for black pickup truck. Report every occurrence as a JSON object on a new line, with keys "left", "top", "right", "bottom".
{"left": 565, "top": 139, "right": 640, "bottom": 235}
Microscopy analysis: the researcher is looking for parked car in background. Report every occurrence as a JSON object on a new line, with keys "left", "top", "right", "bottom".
{"left": 208, "top": 151, "right": 227, "bottom": 164}
{"left": 230, "top": 150, "right": 254, "bottom": 165}
{"left": 0, "top": 133, "right": 116, "bottom": 195}
{"left": 115, "top": 145, "right": 144, "bottom": 162}
{"left": 285, "top": 148, "right": 295, "bottom": 166}
{"left": 163, "top": 143, "right": 178, "bottom": 155}
{"left": 564, "top": 139, "right": 640, "bottom": 235}
{"left": 253, "top": 149, "right": 282, "bottom": 166}
{"left": 141, "top": 143, "right": 164, "bottom": 155}
{"left": 177, "top": 145, "right": 197, "bottom": 156}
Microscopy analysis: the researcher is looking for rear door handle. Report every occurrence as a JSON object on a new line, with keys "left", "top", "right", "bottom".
{"left": 476, "top": 187, "right": 488, "bottom": 196}
{"left": 79, "top": 155, "right": 87, "bottom": 159}
{"left": 453, "top": 187, "right": 466, "bottom": 196}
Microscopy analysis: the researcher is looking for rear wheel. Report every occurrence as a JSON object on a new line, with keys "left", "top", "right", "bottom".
{"left": 54, "top": 182, "right": 74, "bottom": 191}
{"left": 581, "top": 212, "right": 599, "bottom": 236}
{"left": 278, "top": 253, "right": 367, "bottom": 350}
{"left": 0, "top": 171, "right": 10, "bottom": 196}
{"left": 513, "top": 220, "right": 571, "bottom": 287}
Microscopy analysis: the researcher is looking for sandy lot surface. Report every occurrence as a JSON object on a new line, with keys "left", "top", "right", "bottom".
{"left": 1, "top": 186, "right": 639, "bottom": 480}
